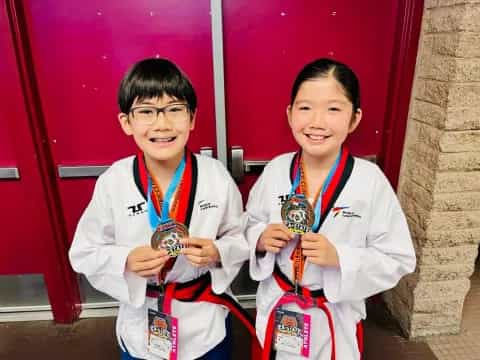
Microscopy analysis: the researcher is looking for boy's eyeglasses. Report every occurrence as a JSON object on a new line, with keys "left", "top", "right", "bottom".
{"left": 129, "top": 103, "right": 189, "bottom": 125}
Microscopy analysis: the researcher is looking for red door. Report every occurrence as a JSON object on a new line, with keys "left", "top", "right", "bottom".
{"left": 0, "top": 3, "right": 46, "bottom": 276}
{"left": 223, "top": 0, "right": 400, "bottom": 195}
{"left": 1, "top": 1, "right": 79, "bottom": 322}
{"left": 20, "top": 0, "right": 216, "bottom": 241}
{"left": 221, "top": 0, "right": 422, "bottom": 295}
{"left": 7, "top": 0, "right": 216, "bottom": 318}
{"left": 2, "top": 0, "right": 422, "bottom": 321}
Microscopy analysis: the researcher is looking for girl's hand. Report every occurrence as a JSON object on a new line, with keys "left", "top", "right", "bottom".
{"left": 301, "top": 232, "right": 340, "bottom": 267}
{"left": 180, "top": 237, "right": 220, "bottom": 267}
{"left": 126, "top": 246, "right": 170, "bottom": 277}
{"left": 257, "top": 223, "right": 294, "bottom": 254}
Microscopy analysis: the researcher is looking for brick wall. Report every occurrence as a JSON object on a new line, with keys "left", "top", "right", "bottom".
{"left": 383, "top": 0, "right": 480, "bottom": 338}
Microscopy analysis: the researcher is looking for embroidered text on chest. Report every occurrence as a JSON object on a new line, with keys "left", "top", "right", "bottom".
{"left": 333, "top": 206, "right": 361, "bottom": 218}
{"left": 198, "top": 200, "right": 219, "bottom": 211}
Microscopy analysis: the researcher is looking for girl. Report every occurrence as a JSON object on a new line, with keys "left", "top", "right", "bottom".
{"left": 245, "top": 58, "right": 416, "bottom": 359}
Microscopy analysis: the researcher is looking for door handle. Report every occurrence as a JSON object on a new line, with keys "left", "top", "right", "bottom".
{"left": 58, "top": 165, "right": 109, "bottom": 178}
{"left": 199, "top": 146, "right": 213, "bottom": 157}
{"left": 230, "top": 147, "right": 378, "bottom": 183}
{"left": 0, "top": 167, "right": 20, "bottom": 179}
{"left": 230, "top": 146, "right": 269, "bottom": 182}
{"left": 57, "top": 147, "right": 215, "bottom": 179}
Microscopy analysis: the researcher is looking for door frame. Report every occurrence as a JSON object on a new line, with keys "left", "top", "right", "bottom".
{"left": 379, "top": 0, "right": 424, "bottom": 189}
{"left": 5, "top": 0, "right": 81, "bottom": 323}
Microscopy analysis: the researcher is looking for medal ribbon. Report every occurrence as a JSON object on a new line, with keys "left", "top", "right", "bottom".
{"left": 147, "top": 156, "right": 186, "bottom": 229}
{"left": 289, "top": 150, "right": 342, "bottom": 288}
{"left": 309, "top": 152, "right": 342, "bottom": 233}
{"left": 141, "top": 152, "right": 189, "bottom": 286}
{"left": 136, "top": 149, "right": 195, "bottom": 228}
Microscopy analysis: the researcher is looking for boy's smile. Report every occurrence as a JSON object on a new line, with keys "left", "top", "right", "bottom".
{"left": 149, "top": 136, "right": 176, "bottom": 145}
{"left": 118, "top": 95, "right": 195, "bottom": 169}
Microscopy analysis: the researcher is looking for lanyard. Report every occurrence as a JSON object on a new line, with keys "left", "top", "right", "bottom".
{"left": 310, "top": 153, "right": 341, "bottom": 232}
{"left": 290, "top": 150, "right": 341, "bottom": 288}
{"left": 147, "top": 156, "right": 186, "bottom": 230}
{"left": 290, "top": 151, "right": 341, "bottom": 230}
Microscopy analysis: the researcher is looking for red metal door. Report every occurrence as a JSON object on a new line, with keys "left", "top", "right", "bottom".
{"left": 221, "top": 0, "right": 423, "bottom": 296}
{"left": 2, "top": 0, "right": 422, "bottom": 321}
{"left": 0, "top": 3, "right": 46, "bottom": 275}
{"left": 1, "top": 1, "right": 79, "bottom": 322}
{"left": 8, "top": 0, "right": 216, "bottom": 320}
{"left": 20, "top": 0, "right": 216, "bottom": 240}
{"left": 222, "top": 0, "right": 417, "bottom": 195}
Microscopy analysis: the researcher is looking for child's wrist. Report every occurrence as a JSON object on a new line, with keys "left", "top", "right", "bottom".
{"left": 256, "top": 238, "right": 267, "bottom": 256}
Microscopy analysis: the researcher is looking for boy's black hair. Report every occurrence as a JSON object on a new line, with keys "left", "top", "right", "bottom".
{"left": 290, "top": 58, "right": 360, "bottom": 111}
{"left": 118, "top": 58, "right": 197, "bottom": 114}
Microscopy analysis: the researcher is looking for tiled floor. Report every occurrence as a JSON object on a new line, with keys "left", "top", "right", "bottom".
{"left": 427, "top": 260, "right": 480, "bottom": 360}
{"left": 0, "top": 302, "right": 437, "bottom": 359}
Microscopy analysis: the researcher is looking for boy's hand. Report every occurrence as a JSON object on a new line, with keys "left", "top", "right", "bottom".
{"left": 301, "top": 232, "right": 339, "bottom": 267}
{"left": 180, "top": 238, "right": 220, "bottom": 267}
{"left": 257, "top": 223, "right": 294, "bottom": 254}
{"left": 126, "top": 246, "right": 170, "bottom": 277}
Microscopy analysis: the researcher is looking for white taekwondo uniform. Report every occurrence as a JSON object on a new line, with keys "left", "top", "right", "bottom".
{"left": 69, "top": 152, "right": 249, "bottom": 359}
{"left": 246, "top": 151, "right": 416, "bottom": 360}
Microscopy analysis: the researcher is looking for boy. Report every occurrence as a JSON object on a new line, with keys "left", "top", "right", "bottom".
{"left": 69, "top": 58, "right": 251, "bottom": 359}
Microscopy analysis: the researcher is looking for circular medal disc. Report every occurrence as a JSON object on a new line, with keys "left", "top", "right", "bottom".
{"left": 151, "top": 220, "right": 189, "bottom": 257}
{"left": 281, "top": 194, "right": 314, "bottom": 234}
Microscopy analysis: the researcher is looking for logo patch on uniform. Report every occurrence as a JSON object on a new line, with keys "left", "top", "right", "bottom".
{"left": 127, "top": 202, "right": 146, "bottom": 216}
{"left": 333, "top": 206, "right": 361, "bottom": 218}
{"left": 198, "top": 200, "right": 219, "bottom": 211}
{"left": 278, "top": 194, "right": 291, "bottom": 206}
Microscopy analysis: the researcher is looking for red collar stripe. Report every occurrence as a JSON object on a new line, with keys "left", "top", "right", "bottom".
{"left": 137, "top": 150, "right": 194, "bottom": 224}
{"left": 321, "top": 148, "right": 349, "bottom": 215}
{"left": 175, "top": 152, "right": 192, "bottom": 224}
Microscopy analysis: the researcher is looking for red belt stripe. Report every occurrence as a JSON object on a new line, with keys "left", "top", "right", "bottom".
{"left": 146, "top": 272, "right": 259, "bottom": 346}
{"left": 263, "top": 265, "right": 336, "bottom": 360}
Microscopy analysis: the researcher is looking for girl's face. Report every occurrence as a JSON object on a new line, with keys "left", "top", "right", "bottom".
{"left": 287, "top": 75, "right": 361, "bottom": 164}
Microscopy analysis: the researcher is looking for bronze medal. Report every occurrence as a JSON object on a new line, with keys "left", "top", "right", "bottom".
{"left": 281, "top": 194, "right": 314, "bottom": 234}
{"left": 151, "top": 220, "right": 189, "bottom": 257}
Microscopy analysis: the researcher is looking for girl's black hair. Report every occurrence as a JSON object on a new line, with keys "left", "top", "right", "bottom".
{"left": 290, "top": 58, "right": 360, "bottom": 111}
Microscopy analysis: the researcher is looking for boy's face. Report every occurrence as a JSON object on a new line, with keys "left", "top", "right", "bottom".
{"left": 287, "top": 76, "right": 361, "bottom": 164}
{"left": 118, "top": 95, "right": 195, "bottom": 165}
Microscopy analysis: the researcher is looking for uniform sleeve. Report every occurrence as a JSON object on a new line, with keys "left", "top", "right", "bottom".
{"left": 245, "top": 170, "right": 276, "bottom": 281}
{"left": 210, "top": 174, "right": 250, "bottom": 294}
{"left": 68, "top": 175, "right": 146, "bottom": 308}
{"left": 323, "top": 170, "right": 416, "bottom": 303}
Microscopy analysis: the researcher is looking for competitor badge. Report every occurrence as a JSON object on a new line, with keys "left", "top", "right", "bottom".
{"left": 151, "top": 221, "right": 189, "bottom": 257}
{"left": 274, "top": 308, "right": 311, "bottom": 357}
{"left": 147, "top": 309, "right": 178, "bottom": 360}
{"left": 281, "top": 194, "right": 314, "bottom": 234}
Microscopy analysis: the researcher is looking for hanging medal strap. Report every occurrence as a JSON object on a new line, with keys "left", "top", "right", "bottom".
{"left": 289, "top": 152, "right": 302, "bottom": 196}
{"left": 145, "top": 155, "right": 185, "bottom": 294}
{"left": 136, "top": 149, "right": 196, "bottom": 226}
{"left": 311, "top": 151, "right": 342, "bottom": 233}
{"left": 290, "top": 150, "right": 342, "bottom": 291}
{"left": 147, "top": 156, "right": 186, "bottom": 228}
{"left": 288, "top": 152, "right": 306, "bottom": 293}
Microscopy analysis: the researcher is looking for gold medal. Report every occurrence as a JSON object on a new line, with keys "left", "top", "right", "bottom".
{"left": 151, "top": 220, "right": 189, "bottom": 257}
{"left": 281, "top": 194, "right": 314, "bottom": 234}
